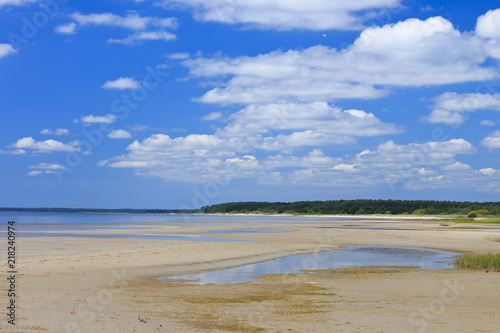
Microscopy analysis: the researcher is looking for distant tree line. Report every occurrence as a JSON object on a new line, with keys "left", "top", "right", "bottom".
{"left": 0, "top": 207, "right": 198, "bottom": 214}
{"left": 201, "top": 200, "right": 500, "bottom": 216}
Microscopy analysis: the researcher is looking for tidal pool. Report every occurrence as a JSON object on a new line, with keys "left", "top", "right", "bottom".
{"left": 160, "top": 245, "right": 461, "bottom": 285}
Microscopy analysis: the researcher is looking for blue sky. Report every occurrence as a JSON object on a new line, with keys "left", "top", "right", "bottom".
{"left": 1, "top": 0, "right": 500, "bottom": 209}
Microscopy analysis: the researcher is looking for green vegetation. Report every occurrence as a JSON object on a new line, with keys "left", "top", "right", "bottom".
{"left": 201, "top": 200, "right": 500, "bottom": 216}
{"left": 441, "top": 218, "right": 500, "bottom": 224}
{"left": 454, "top": 253, "right": 500, "bottom": 272}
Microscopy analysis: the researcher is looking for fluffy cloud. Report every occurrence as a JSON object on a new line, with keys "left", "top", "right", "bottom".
{"left": 160, "top": 0, "right": 402, "bottom": 31}
{"left": 102, "top": 77, "right": 140, "bottom": 90}
{"left": 481, "top": 130, "right": 500, "bottom": 149}
{"left": 54, "top": 22, "right": 76, "bottom": 35}
{"left": 41, "top": 128, "right": 69, "bottom": 135}
{"left": 28, "top": 170, "right": 43, "bottom": 176}
{"left": 0, "top": 44, "right": 16, "bottom": 58}
{"left": 424, "top": 92, "right": 500, "bottom": 125}
{"left": 476, "top": 9, "right": 500, "bottom": 38}
{"left": 55, "top": 11, "right": 177, "bottom": 45}
{"left": 183, "top": 17, "right": 497, "bottom": 104}
{"left": 107, "top": 31, "right": 176, "bottom": 45}
{"left": 30, "top": 163, "right": 65, "bottom": 170}
{"left": 102, "top": 102, "right": 399, "bottom": 182}
{"left": 217, "top": 102, "right": 401, "bottom": 141}
{"left": 0, "top": 0, "right": 37, "bottom": 7}
{"left": 431, "top": 91, "right": 500, "bottom": 125}
{"left": 480, "top": 120, "right": 497, "bottom": 126}
{"left": 108, "top": 130, "right": 133, "bottom": 139}
{"left": 81, "top": 114, "right": 117, "bottom": 124}
{"left": 66, "top": 11, "right": 177, "bottom": 30}
{"left": 10, "top": 137, "right": 78, "bottom": 153}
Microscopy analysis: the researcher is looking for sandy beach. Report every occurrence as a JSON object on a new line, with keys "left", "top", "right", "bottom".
{"left": 6, "top": 217, "right": 500, "bottom": 332}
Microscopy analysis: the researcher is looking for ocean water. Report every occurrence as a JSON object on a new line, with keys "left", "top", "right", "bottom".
{"left": 0, "top": 211, "right": 342, "bottom": 241}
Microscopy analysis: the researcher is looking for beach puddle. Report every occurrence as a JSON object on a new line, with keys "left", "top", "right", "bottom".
{"left": 160, "top": 245, "right": 461, "bottom": 285}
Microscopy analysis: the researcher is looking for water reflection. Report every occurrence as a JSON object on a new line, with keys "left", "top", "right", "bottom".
{"left": 161, "top": 245, "right": 461, "bottom": 285}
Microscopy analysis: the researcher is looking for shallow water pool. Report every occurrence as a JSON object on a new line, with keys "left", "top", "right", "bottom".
{"left": 160, "top": 245, "right": 461, "bottom": 285}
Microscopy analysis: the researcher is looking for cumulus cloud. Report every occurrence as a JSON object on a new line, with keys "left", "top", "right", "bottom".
{"left": 108, "top": 130, "right": 133, "bottom": 139}
{"left": 28, "top": 170, "right": 43, "bottom": 176}
{"left": 423, "top": 92, "right": 500, "bottom": 125}
{"left": 159, "top": 0, "right": 402, "bottom": 31}
{"left": 54, "top": 22, "right": 77, "bottom": 35}
{"left": 0, "top": 0, "right": 38, "bottom": 7}
{"left": 102, "top": 102, "right": 400, "bottom": 182}
{"left": 81, "top": 114, "right": 117, "bottom": 124}
{"left": 102, "top": 77, "right": 140, "bottom": 90}
{"left": 481, "top": 130, "right": 500, "bottom": 149}
{"left": 476, "top": 9, "right": 500, "bottom": 38}
{"left": 67, "top": 11, "right": 177, "bottom": 30}
{"left": 480, "top": 120, "right": 497, "bottom": 126}
{"left": 30, "top": 163, "right": 65, "bottom": 170}
{"left": 107, "top": 31, "right": 176, "bottom": 45}
{"left": 10, "top": 137, "right": 78, "bottom": 153}
{"left": 55, "top": 11, "right": 177, "bottom": 45}
{"left": 0, "top": 44, "right": 16, "bottom": 58}
{"left": 41, "top": 128, "right": 69, "bottom": 135}
{"left": 183, "top": 17, "right": 497, "bottom": 105}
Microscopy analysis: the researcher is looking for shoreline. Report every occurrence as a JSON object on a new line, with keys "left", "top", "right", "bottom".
{"left": 13, "top": 218, "right": 500, "bottom": 332}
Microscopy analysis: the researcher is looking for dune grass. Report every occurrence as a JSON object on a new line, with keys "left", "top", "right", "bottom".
{"left": 454, "top": 253, "right": 500, "bottom": 272}
{"left": 440, "top": 217, "right": 500, "bottom": 224}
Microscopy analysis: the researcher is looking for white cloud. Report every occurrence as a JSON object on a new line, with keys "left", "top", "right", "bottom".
{"left": 68, "top": 11, "right": 177, "bottom": 30}
{"left": 10, "top": 137, "right": 78, "bottom": 153}
{"left": 476, "top": 9, "right": 500, "bottom": 38}
{"left": 81, "top": 114, "right": 117, "bottom": 124}
{"left": 201, "top": 112, "right": 223, "bottom": 121}
{"left": 184, "top": 17, "right": 497, "bottom": 104}
{"left": 433, "top": 92, "right": 500, "bottom": 112}
{"left": 28, "top": 170, "right": 43, "bottom": 176}
{"left": 479, "top": 168, "right": 497, "bottom": 176}
{"left": 102, "top": 102, "right": 401, "bottom": 182}
{"left": 423, "top": 92, "right": 500, "bottom": 125}
{"left": 481, "top": 130, "right": 500, "bottom": 149}
{"left": 160, "top": 0, "right": 402, "bottom": 31}
{"left": 441, "top": 162, "right": 471, "bottom": 171}
{"left": 107, "top": 31, "right": 176, "bottom": 45}
{"left": 55, "top": 11, "right": 178, "bottom": 45}
{"left": 0, "top": 0, "right": 38, "bottom": 7}
{"left": 102, "top": 77, "right": 140, "bottom": 90}
{"left": 29, "top": 163, "right": 65, "bottom": 170}
{"left": 331, "top": 164, "right": 359, "bottom": 173}
{"left": 480, "top": 120, "right": 496, "bottom": 126}
{"left": 217, "top": 102, "right": 401, "bottom": 142}
{"left": 0, "top": 44, "right": 16, "bottom": 58}
{"left": 0, "top": 149, "right": 26, "bottom": 155}
{"left": 422, "top": 109, "right": 466, "bottom": 126}
{"left": 41, "top": 128, "right": 69, "bottom": 135}
{"left": 168, "top": 52, "right": 190, "bottom": 59}
{"left": 108, "top": 129, "right": 132, "bottom": 139}
{"left": 55, "top": 22, "right": 77, "bottom": 35}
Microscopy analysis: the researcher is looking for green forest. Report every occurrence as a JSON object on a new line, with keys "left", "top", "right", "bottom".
{"left": 201, "top": 200, "right": 500, "bottom": 216}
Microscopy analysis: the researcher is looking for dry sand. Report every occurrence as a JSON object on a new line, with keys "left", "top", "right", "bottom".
{"left": 2, "top": 218, "right": 500, "bottom": 332}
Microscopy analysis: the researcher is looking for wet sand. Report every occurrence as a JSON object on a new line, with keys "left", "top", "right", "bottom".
{"left": 6, "top": 218, "right": 500, "bottom": 332}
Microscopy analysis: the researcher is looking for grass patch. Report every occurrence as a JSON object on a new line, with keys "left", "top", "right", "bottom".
{"left": 454, "top": 253, "right": 500, "bottom": 272}
{"left": 439, "top": 223, "right": 449, "bottom": 226}
{"left": 187, "top": 313, "right": 265, "bottom": 332}
{"left": 440, "top": 218, "right": 500, "bottom": 224}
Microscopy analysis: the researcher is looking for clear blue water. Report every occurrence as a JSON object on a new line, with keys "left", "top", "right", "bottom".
{"left": 161, "top": 245, "right": 462, "bottom": 285}
{"left": 0, "top": 212, "right": 326, "bottom": 241}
